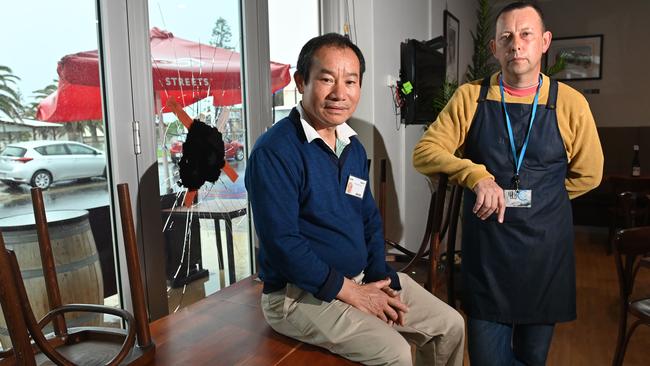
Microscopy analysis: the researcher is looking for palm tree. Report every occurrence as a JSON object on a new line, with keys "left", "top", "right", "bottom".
{"left": 0, "top": 65, "right": 23, "bottom": 120}
{"left": 23, "top": 80, "right": 58, "bottom": 119}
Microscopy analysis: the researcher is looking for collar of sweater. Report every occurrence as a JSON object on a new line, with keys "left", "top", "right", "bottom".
{"left": 296, "top": 102, "right": 357, "bottom": 146}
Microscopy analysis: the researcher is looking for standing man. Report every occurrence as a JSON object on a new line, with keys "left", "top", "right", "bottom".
{"left": 246, "top": 33, "right": 464, "bottom": 366}
{"left": 413, "top": 2, "right": 603, "bottom": 365}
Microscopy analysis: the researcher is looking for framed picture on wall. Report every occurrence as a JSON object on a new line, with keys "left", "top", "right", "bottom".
{"left": 545, "top": 35, "right": 603, "bottom": 80}
{"left": 444, "top": 10, "right": 460, "bottom": 83}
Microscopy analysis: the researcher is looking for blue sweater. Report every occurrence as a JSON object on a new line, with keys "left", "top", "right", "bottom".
{"left": 245, "top": 109, "right": 400, "bottom": 301}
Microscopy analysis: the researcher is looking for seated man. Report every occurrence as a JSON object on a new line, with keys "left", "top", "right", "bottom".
{"left": 245, "top": 33, "right": 464, "bottom": 366}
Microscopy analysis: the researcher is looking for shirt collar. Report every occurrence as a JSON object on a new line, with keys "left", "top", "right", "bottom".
{"left": 296, "top": 102, "right": 357, "bottom": 145}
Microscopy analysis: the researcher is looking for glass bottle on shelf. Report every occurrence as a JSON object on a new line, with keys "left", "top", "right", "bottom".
{"left": 632, "top": 144, "right": 641, "bottom": 177}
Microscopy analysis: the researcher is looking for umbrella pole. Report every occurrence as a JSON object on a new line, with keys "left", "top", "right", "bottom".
{"left": 158, "top": 108, "right": 173, "bottom": 194}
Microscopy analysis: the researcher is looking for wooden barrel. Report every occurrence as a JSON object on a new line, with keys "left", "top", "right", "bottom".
{"left": 0, "top": 210, "right": 104, "bottom": 349}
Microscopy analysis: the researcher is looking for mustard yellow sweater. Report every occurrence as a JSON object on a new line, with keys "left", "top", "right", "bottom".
{"left": 412, "top": 73, "right": 604, "bottom": 199}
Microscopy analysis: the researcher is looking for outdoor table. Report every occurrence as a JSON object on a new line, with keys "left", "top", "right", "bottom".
{"left": 161, "top": 200, "right": 247, "bottom": 287}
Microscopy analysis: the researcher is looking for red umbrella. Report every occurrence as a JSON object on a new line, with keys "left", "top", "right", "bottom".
{"left": 36, "top": 27, "right": 291, "bottom": 122}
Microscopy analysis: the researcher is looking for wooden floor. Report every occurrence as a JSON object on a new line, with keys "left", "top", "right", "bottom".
{"left": 158, "top": 226, "right": 649, "bottom": 365}
{"left": 545, "top": 227, "right": 650, "bottom": 366}
{"left": 442, "top": 227, "right": 650, "bottom": 366}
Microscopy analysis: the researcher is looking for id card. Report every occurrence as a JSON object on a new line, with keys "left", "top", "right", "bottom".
{"left": 345, "top": 175, "right": 367, "bottom": 199}
{"left": 504, "top": 189, "right": 532, "bottom": 208}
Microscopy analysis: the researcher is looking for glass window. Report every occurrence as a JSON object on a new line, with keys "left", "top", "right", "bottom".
{"left": 0, "top": 0, "right": 120, "bottom": 352}
{"left": 42, "top": 144, "right": 68, "bottom": 156}
{"left": 66, "top": 143, "right": 96, "bottom": 155}
{"left": 0, "top": 146, "right": 26, "bottom": 157}
{"left": 149, "top": 0, "right": 255, "bottom": 313}
{"left": 269, "top": 0, "right": 319, "bottom": 115}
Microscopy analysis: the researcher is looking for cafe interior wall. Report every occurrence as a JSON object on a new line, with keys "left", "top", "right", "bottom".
{"left": 339, "top": 0, "right": 650, "bottom": 250}
{"left": 539, "top": 0, "right": 650, "bottom": 174}
{"left": 323, "top": 0, "right": 477, "bottom": 251}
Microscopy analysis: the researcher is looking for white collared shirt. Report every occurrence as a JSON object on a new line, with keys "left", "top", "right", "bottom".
{"left": 296, "top": 103, "right": 357, "bottom": 156}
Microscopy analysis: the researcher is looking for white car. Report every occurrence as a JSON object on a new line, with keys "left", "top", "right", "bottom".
{"left": 0, "top": 140, "right": 106, "bottom": 189}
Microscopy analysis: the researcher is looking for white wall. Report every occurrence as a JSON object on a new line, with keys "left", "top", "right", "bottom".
{"left": 324, "top": 0, "right": 477, "bottom": 250}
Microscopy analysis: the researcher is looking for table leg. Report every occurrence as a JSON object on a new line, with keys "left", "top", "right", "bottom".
{"left": 226, "top": 217, "right": 236, "bottom": 284}
{"left": 214, "top": 218, "right": 225, "bottom": 271}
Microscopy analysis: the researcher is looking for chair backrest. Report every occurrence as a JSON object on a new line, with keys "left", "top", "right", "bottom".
{"left": 616, "top": 191, "right": 650, "bottom": 229}
{"left": 393, "top": 174, "right": 463, "bottom": 296}
{"left": 613, "top": 226, "right": 650, "bottom": 303}
{"left": 116, "top": 183, "right": 153, "bottom": 349}
{"left": 30, "top": 188, "right": 67, "bottom": 336}
{"left": 0, "top": 232, "right": 37, "bottom": 366}
{"left": 0, "top": 185, "right": 154, "bottom": 365}
{"left": 609, "top": 176, "right": 650, "bottom": 195}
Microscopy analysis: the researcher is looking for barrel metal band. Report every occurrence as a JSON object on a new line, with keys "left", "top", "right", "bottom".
{"left": 19, "top": 253, "right": 100, "bottom": 280}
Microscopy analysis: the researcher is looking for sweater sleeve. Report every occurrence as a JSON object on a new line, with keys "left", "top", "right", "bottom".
{"left": 246, "top": 147, "right": 344, "bottom": 301}
{"left": 556, "top": 87, "right": 604, "bottom": 199}
{"left": 412, "top": 84, "right": 494, "bottom": 189}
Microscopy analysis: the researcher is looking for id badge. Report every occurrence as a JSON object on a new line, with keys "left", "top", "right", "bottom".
{"left": 345, "top": 175, "right": 367, "bottom": 199}
{"left": 504, "top": 189, "right": 532, "bottom": 208}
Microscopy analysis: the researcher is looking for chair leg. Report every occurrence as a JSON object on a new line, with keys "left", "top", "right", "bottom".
{"left": 608, "top": 224, "right": 615, "bottom": 255}
{"left": 612, "top": 306, "right": 628, "bottom": 366}
{"left": 116, "top": 183, "right": 154, "bottom": 350}
{"left": 614, "top": 320, "right": 642, "bottom": 366}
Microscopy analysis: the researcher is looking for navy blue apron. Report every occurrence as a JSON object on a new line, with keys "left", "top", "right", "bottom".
{"left": 461, "top": 76, "right": 576, "bottom": 324}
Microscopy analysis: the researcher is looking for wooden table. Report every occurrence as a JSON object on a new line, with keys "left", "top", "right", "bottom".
{"left": 150, "top": 277, "right": 357, "bottom": 365}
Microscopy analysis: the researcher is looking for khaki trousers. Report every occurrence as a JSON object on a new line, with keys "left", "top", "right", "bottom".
{"left": 261, "top": 272, "right": 465, "bottom": 366}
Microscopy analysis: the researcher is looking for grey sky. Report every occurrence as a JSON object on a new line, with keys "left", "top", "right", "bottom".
{"left": 1, "top": 0, "right": 317, "bottom": 108}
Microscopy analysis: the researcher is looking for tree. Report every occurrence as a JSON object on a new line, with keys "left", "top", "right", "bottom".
{"left": 466, "top": 0, "right": 498, "bottom": 82}
{"left": 22, "top": 80, "right": 58, "bottom": 119}
{"left": 210, "top": 17, "right": 234, "bottom": 50}
{"left": 0, "top": 65, "right": 23, "bottom": 120}
{"left": 431, "top": 0, "right": 496, "bottom": 127}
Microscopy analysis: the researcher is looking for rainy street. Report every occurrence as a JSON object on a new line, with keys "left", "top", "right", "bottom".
{"left": 0, "top": 178, "right": 109, "bottom": 218}
{"left": 0, "top": 159, "right": 247, "bottom": 219}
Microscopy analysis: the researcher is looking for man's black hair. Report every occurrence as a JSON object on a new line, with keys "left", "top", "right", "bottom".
{"left": 295, "top": 33, "right": 366, "bottom": 85}
{"left": 496, "top": 1, "right": 546, "bottom": 31}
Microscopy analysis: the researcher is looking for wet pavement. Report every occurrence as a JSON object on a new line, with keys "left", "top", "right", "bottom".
{"left": 0, "top": 178, "right": 109, "bottom": 219}
{"left": 0, "top": 159, "right": 247, "bottom": 219}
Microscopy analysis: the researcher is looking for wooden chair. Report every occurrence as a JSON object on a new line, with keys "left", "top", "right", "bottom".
{"left": 0, "top": 184, "right": 154, "bottom": 365}
{"left": 608, "top": 191, "right": 650, "bottom": 253}
{"left": 607, "top": 176, "right": 650, "bottom": 253}
{"left": 612, "top": 226, "right": 650, "bottom": 366}
{"left": 384, "top": 173, "right": 463, "bottom": 304}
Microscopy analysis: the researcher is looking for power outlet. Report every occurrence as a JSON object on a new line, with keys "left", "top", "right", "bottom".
{"left": 386, "top": 75, "right": 398, "bottom": 87}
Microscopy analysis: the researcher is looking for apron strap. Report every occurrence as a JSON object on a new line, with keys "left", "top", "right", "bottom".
{"left": 477, "top": 76, "right": 491, "bottom": 103}
{"left": 546, "top": 78, "right": 559, "bottom": 110}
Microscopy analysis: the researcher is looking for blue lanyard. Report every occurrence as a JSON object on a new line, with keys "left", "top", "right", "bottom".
{"left": 499, "top": 74, "right": 542, "bottom": 189}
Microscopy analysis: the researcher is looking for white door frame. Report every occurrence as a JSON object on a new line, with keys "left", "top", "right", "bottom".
{"left": 97, "top": 0, "right": 272, "bottom": 320}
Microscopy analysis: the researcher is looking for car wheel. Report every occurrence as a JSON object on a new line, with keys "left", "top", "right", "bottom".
{"left": 235, "top": 148, "right": 245, "bottom": 161}
{"left": 31, "top": 170, "right": 52, "bottom": 189}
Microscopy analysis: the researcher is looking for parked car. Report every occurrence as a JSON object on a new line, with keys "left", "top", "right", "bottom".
{"left": 0, "top": 140, "right": 106, "bottom": 189}
{"left": 169, "top": 137, "right": 245, "bottom": 163}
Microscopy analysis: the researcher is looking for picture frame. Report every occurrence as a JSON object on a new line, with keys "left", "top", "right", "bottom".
{"left": 444, "top": 10, "right": 460, "bottom": 83}
{"left": 545, "top": 35, "right": 603, "bottom": 80}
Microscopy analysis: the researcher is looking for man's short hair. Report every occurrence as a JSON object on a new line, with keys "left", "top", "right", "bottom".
{"left": 496, "top": 1, "right": 546, "bottom": 31}
{"left": 295, "top": 33, "right": 366, "bottom": 85}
